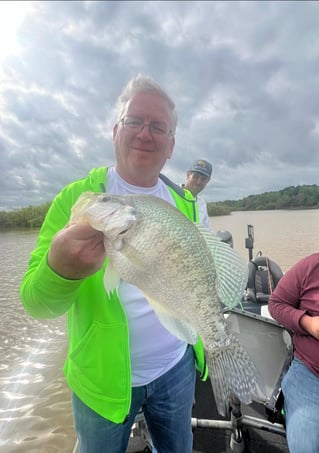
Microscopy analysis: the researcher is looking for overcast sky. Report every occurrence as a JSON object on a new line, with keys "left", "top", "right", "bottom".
{"left": 1, "top": 1, "right": 319, "bottom": 210}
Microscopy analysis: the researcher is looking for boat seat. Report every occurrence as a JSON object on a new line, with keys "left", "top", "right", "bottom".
{"left": 246, "top": 255, "right": 283, "bottom": 305}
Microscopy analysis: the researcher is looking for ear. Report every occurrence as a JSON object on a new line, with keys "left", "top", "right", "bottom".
{"left": 167, "top": 136, "right": 175, "bottom": 159}
{"left": 113, "top": 123, "right": 119, "bottom": 141}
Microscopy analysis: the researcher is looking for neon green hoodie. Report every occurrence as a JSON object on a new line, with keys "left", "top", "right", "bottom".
{"left": 20, "top": 166, "right": 207, "bottom": 423}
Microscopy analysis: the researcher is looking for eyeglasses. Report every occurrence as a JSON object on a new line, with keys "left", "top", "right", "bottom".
{"left": 120, "top": 116, "right": 173, "bottom": 137}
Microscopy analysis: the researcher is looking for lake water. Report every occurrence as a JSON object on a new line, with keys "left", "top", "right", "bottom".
{"left": 1, "top": 209, "right": 319, "bottom": 452}
{"left": 0, "top": 230, "right": 75, "bottom": 452}
{"left": 210, "top": 209, "right": 319, "bottom": 272}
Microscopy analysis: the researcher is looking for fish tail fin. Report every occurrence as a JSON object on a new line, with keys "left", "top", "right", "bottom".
{"left": 206, "top": 335, "right": 265, "bottom": 417}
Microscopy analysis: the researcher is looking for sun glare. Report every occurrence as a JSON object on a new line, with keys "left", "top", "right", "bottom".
{"left": 0, "top": 1, "right": 36, "bottom": 62}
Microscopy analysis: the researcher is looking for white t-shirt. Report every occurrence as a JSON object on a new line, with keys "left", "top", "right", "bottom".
{"left": 197, "top": 195, "right": 212, "bottom": 231}
{"left": 106, "top": 167, "right": 187, "bottom": 386}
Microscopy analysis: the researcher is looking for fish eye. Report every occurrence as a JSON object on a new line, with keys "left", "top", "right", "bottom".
{"left": 100, "top": 196, "right": 111, "bottom": 202}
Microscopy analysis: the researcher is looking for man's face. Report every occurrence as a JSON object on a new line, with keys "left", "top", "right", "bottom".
{"left": 185, "top": 171, "right": 210, "bottom": 196}
{"left": 113, "top": 91, "right": 175, "bottom": 186}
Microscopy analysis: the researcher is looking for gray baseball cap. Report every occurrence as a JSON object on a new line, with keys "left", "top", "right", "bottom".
{"left": 188, "top": 159, "right": 212, "bottom": 178}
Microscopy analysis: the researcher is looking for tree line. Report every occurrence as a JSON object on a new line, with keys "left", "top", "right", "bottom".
{"left": 0, "top": 202, "right": 51, "bottom": 229}
{"left": 1, "top": 184, "right": 319, "bottom": 229}
{"left": 207, "top": 184, "right": 319, "bottom": 216}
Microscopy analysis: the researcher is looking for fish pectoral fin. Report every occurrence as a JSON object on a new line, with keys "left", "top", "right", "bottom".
{"left": 195, "top": 224, "right": 248, "bottom": 309}
{"left": 145, "top": 295, "right": 198, "bottom": 344}
{"left": 104, "top": 262, "right": 121, "bottom": 294}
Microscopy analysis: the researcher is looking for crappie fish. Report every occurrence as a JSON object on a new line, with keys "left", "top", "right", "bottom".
{"left": 70, "top": 191, "right": 264, "bottom": 416}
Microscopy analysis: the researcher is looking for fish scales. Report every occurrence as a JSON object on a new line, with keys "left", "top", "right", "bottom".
{"left": 70, "top": 192, "right": 265, "bottom": 416}
{"left": 118, "top": 198, "right": 219, "bottom": 329}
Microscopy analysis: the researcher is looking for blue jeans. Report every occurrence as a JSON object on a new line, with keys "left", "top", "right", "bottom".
{"left": 282, "top": 357, "right": 319, "bottom": 453}
{"left": 72, "top": 344, "right": 196, "bottom": 453}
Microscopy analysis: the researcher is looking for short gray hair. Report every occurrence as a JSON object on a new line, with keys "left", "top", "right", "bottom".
{"left": 117, "top": 74, "right": 178, "bottom": 134}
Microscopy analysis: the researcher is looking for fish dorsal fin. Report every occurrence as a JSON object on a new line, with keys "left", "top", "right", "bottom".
{"left": 143, "top": 294, "right": 198, "bottom": 344}
{"left": 195, "top": 224, "right": 248, "bottom": 309}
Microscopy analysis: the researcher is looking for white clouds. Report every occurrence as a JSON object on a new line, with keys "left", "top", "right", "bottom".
{"left": 0, "top": 1, "right": 36, "bottom": 63}
{"left": 0, "top": 0, "right": 319, "bottom": 210}
{"left": 265, "top": 71, "right": 296, "bottom": 98}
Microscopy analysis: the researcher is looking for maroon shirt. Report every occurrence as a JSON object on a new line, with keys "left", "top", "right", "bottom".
{"left": 268, "top": 252, "right": 319, "bottom": 379}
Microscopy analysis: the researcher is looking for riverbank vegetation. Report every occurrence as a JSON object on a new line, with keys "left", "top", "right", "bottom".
{"left": 1, "top": 185, "right": 319, "bottom": 229}
{"left": 207, "top": 185, "right": 319, "bottom": 217}
{"left": 0, "top": 202, "right": 51, "bottom": 229}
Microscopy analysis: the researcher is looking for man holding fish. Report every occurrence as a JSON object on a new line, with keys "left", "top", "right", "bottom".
{"left": 20, "top": 75, "right": 262, "bottom": 452}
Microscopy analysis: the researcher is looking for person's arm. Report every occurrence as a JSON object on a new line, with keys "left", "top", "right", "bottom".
{"left": 299, "top": 314, "right": 319, "bottom": 340}
{"left": 20, "top": 188, "right": 106, "bottom": 319}
{"left": 268, "top": 255, "right": 316, "bottom": 335}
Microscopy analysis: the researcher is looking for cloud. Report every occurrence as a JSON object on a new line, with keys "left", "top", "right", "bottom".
{"left": 1, "top": 0, "right": 319, "bottom": 210}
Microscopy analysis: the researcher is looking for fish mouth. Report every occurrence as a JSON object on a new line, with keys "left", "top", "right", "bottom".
{"left": 103, "top": 205, "right": 138, "bottom": 241}
{"left": 106, "top": 213, "right": 137, "bottom": 249}
{"left": 116, "top": 218, "right": 136, "bottom": 236}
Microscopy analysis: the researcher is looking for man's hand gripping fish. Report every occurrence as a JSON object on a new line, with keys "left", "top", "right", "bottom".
{"left": 70, "top": 192, "right": 265, "bottom": 416}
